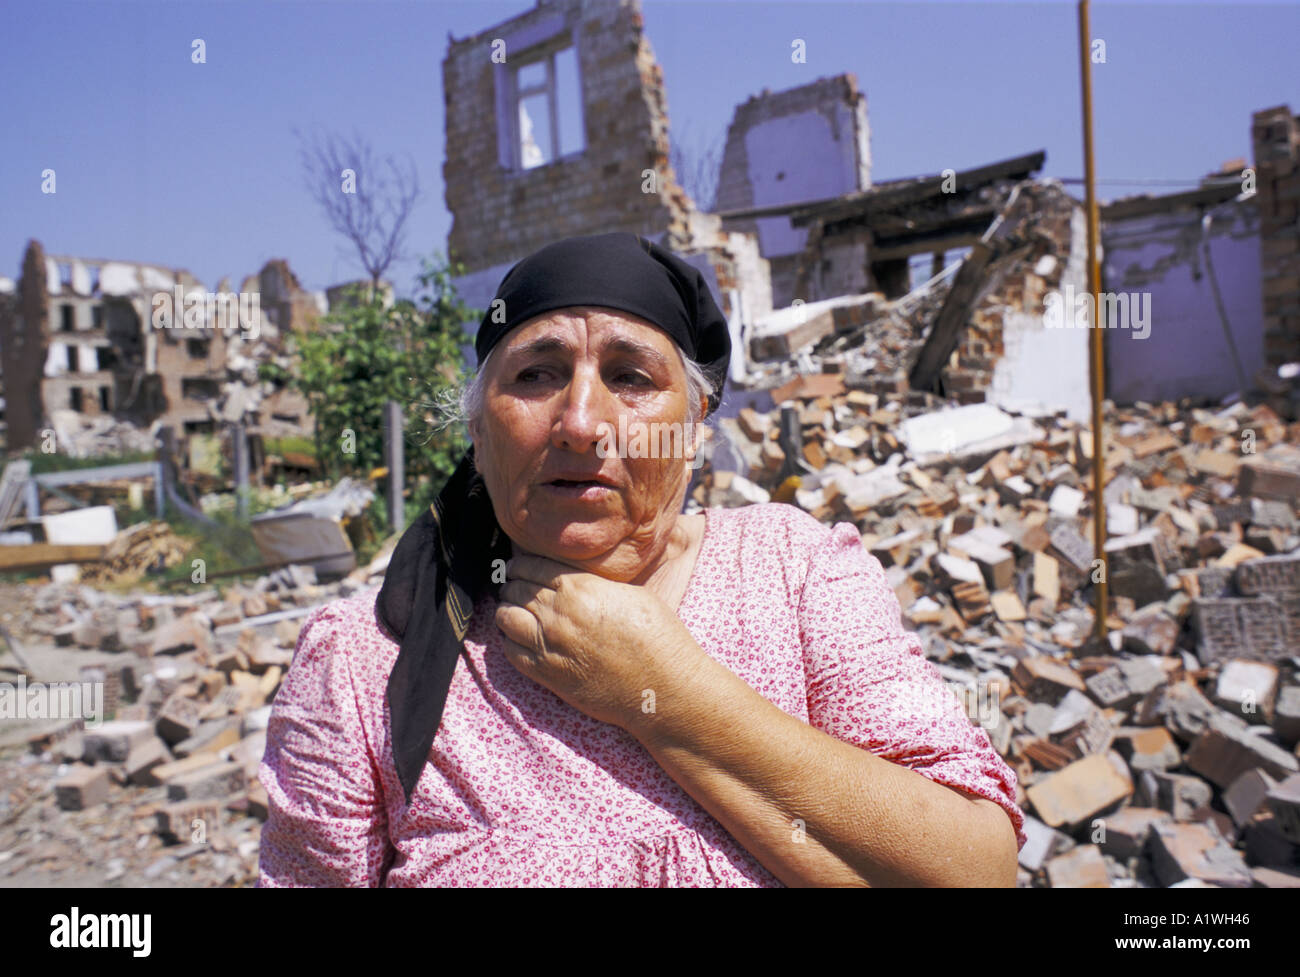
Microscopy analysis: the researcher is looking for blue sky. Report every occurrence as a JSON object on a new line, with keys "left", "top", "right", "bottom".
{"left": 1, "top": 0, "right": 1294, "bottom": 298}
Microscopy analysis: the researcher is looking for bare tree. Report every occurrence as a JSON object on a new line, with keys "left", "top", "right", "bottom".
{"left": 297, "top": 128, "right": 421, "bottom": 295}
{"left": 669, "top": 119, "right": 725, "bottom": 213}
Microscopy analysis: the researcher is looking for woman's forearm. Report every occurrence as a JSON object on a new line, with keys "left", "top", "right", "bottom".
{"left": 623, "top": 643, "right": 1019, "bottom": 887}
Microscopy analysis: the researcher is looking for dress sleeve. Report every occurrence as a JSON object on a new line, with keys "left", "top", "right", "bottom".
{"left": 798, "top": 521, "right": 1027, "bottom": 852}
{"left": 256, "top": 602, "right": 394, "bottom": 886}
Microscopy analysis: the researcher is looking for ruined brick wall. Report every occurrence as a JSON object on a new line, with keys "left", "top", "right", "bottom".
{"left": 252, "top": 260, "right": 321, "bottom": 339}
{"left": 443, "top": 0, "right": 696, "bottom": 276}
{"left": 716, "top": 74, "right": 871, "bottom": 307}
{"left": 0, "top": 241, "right": 50, "bottom": 449}
{"left": 1252, "top": 105, "right": 1300, "bottom": 368}
{"left": 950, "top": 182, "right": 1086, "bottom": 413}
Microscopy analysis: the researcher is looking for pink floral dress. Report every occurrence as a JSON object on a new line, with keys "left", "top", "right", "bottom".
{"left": 257, "top": 502, "right": 1026, "bottom": 887}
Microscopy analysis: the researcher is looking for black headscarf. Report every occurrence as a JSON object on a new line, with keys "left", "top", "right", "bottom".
{"left": 375, "top": 232, "right": 731, "bottom": 806}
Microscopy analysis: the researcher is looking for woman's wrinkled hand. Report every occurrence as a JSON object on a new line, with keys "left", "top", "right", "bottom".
{"left": 495, "top": 553, "right": 706, "bottom": 730}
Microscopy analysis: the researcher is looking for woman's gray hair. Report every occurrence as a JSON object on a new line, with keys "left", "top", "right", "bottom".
{"left": 453, "top": 344, "right": 717, "bottom": 430}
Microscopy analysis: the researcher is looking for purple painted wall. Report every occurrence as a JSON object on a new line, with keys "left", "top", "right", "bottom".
{"left": 1102, "top": 198, "right": 1263, "bottom": 404}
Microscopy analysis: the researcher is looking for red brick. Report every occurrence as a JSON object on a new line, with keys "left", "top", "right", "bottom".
{"left": 1147, "top": 821, "right": 1252, "bottom": 888}
{"left": 1266, "top": 773, "right": 1300, "bottom": 842}
{"left": 1096, "top": 807, "right": 1171, "bottom": 860}
{"left": 54, "top": 765, "right": 109, "bottom": 810}
{"left": 164, "top": 760, "right": 247, "bottom": 802}
{"left": 1224, "top": 769, "right": 1278, "bottom": 828}
{"left": 1025, "top": 752, "right": 1132, "bottom": 829}
{"left": 1186, "top": 714, "right": 1299, "bottom": 788}
{"left": 1045, "top": 844, "right": 1110, "bottom": 888}
{"left": 155, "top": 693, "right": 202, "bottom": 745}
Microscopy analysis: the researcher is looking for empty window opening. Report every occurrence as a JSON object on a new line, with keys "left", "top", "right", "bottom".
{"left": 182, "top": 377, "right": 220, "bottom": 401}
{"left": 513, "top": 43, "right": 584, "bottom": 170}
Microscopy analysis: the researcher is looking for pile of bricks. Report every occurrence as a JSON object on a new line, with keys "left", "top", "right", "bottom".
{"left": 694, "top": 383, "right": 1300, "bottom": 887}
{"left": 0, "top": 549, "right": 392, "bottom": 886}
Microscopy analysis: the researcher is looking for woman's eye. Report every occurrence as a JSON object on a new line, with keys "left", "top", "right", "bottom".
{"left": 613, "top": 371, "right": 652, "bottom": 387}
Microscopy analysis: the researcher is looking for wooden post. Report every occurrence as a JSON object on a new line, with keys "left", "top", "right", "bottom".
{"left": 1079, "top": 0, "right": 1109, "bottom": 641}
{"left": 383, "top": 400, "right": 405, "bottom": 534}
{"left": 776, "top": 405, "right": 803, "bottom": 482}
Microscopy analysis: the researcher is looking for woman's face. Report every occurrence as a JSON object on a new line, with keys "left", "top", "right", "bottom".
{"left": 469, "top": 306, "right": 706, "bottom": 581}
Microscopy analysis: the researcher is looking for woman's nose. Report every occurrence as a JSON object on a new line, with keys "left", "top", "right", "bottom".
{"left": 552, "top": 367, "right": 613, "bottom": 451}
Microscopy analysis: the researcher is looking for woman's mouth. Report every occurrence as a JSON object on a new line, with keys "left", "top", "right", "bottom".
{"left": 543, "top": 479, "right": 614, "bottom": 499}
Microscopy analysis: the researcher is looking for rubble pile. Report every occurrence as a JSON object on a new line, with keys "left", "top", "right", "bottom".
{"left": 78, "top": 521, "right": 190, "bottom": 587}
{"left": 694, "top": 384, "right": 1300, "bottom": 887}
{"left": 0, "top": 551, "right": 391, "bottom": 887}
{"left": 47, "top": 408, "right": 161, "bottom": 460}
{"left": 5, "top": 381, "right": 1300, "bottom": 886}
{"left": 744, "top": 179, "right": 1080, "bottom": 406}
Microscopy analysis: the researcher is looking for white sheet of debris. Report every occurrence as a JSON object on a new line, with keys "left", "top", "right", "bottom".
{"left": 898, "top": 403, "right": 1044, "bottom": 465}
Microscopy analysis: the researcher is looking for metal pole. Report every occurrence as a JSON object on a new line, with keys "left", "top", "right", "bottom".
{"left": 153, "top": 461, "right": 164, "bottom": 519}
{"left": 233, "top": 422, "right": 250, "bottom": 521}
{"left": 1079, "top": 0, "right": 1109, "bottom": 642}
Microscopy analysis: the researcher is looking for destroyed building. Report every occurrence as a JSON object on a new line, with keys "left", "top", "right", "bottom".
{"left": 442, "top": 1, "right": 1296, "bottom": 431}
{"left": 0, "top": 241, "right": 321, "bottom": 465}
{"left": 1252, "top": 105, "right": 1300, "bottom": 371}
{"left": 2, "top": 1, "right": 1299, "bottom": 893}
{"left": 1101, "top": 167, "right": 1264, "bottom": 405}
{"left": 714, "top": 75, "right": 873, "bottom": 309}
{"left": 441, "top": 0, "right": 772, "bottom": 377}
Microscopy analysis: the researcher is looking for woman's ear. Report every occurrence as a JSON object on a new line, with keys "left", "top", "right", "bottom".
{"left": 467, "top": 406, "right": 482, "bottom": 450}
{"left": 687, "top": 421, "right": 710, "bottom": 470}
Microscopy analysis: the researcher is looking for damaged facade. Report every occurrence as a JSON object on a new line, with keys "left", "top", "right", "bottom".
{"left": 714, "top": 75, "right": 872, "bottom": 309}
{"left": 443, "top": 1, "right": 1295, "bottom": 429}
{"left": 1, "top": 0, "right": 1298, "bottom": 894}
{"left": 1252, "top": 105, "right": 1300, "bottom": 370}
{"left": 441, "top": 0, "right": 772, "bottom": 379}
{"left": 0, "top": 241, "right": 321, "bottom": 464}
{"left": 1101, "top": 172, "right": 1264, "bottom": 405}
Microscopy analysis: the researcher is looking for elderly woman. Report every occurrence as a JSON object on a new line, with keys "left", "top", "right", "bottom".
{"left": 257, "top": 232, "right": 1027, "bottom": 887}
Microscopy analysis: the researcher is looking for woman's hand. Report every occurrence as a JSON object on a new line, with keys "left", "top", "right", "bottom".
{"left": 495, "top": 553, "right": 708, "bottom": 730}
